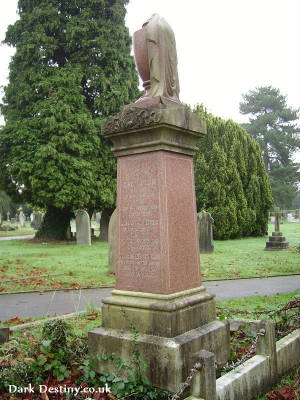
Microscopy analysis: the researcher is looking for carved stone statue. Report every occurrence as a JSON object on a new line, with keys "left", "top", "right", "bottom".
{"left": 129, "top": 14, "right": 182, "bottom": 109}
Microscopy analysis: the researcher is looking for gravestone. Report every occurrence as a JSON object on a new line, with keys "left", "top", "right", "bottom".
{"left": 31, "top": 211, "right": 44, "bottom": 230}
{"left": 197, "top": 210, "right": 214, "bottom": 253}
{"left": 19, "top": 211, "right": 26, "bottom": 228}
{"left": 75, "top": 210, "right": 91, "bottom": 246}
{"left": 265, "top": 207, "right": 288, "bottom": 250}
{"left": 281, "top": 211, "right": 287, "bottom": 221}
{"left": 108, "top": 209, "right": 117, "bottom": 273}
{"left": 6, "top": 211, "right": 10, "bottom": 222}
{"left": 10, "top": 218, "right": 16, "bottom": 224}
{"left": 89, "top": 14, "right": 229, "bottom": 393}
{"left": 99, "top": 210, "right": 110, "bottom": 241}
{"left": 287, "top": 213, "right": 297, "bottom": 222}
{"left": 95, "top": 212, "right": 101, "bottom": 224}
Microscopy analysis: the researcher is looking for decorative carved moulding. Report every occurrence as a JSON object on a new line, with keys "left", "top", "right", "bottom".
{"left": 102, "top": 106, "right": 206, "bottom": 157}
{"left": 103, "top": 107, "right": 162, "bottom": 134}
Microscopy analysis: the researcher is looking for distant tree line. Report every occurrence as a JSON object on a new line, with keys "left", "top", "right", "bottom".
{"left": 240, "top": 86, "right": 299, "bottom": 209}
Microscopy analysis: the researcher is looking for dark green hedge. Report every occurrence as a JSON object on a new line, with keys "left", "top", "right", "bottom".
{"left": 194, "top": 106, "right": 273, "bottom": 239}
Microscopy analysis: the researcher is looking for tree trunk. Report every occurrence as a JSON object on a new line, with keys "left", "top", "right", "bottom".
{"left": 99, "top": 209, "right": 113, "bottom": 241}
{"left": 35, "top": 206, "right": 72, "bottom": 240}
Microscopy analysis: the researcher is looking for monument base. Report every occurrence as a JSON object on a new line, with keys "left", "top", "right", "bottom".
{"left": 265, "top": 232, "right": 289, "bottom": 250}
{"left": 88, "top": 287, "right": 230, "bottom": 392}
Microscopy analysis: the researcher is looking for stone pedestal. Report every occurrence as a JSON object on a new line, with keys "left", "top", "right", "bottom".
{"left": 265, "top": 232, "right": 289, "bottom": 250}
{"left": 88, "top": 107, "right": 230, "bottom": 392}
{"left": 265, "top": 207, "right": 288, "bottom": 251}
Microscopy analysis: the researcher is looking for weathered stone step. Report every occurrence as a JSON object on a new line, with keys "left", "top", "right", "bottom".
{"left": 269, "top": 236, "right": 287, "bottom": 242}
{"left": 265, "top": 241, "right": 289, "bottom": 250}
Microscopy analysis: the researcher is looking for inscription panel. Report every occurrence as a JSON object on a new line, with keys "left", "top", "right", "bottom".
{"left": 116, "top": 153, "right": 162, "bottom": 291}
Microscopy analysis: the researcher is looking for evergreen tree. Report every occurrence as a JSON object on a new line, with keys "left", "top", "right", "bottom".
{"left": 291, "top": 191, "right": 299, "bottom": 210}
{"left": 194, "top": 105, "right": 273, "bottom": 239}
{"left": 239, "top": 86, "right": 300, "bottom": 209}
{"left": 0, "top": 0, "right": 139, "bottom": 239}
{"left": 0, "top": 191, "right": 12, "bottom": 221}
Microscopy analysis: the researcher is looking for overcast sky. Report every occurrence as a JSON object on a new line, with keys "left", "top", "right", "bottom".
{"left": 0, "top": 0, "right": 299, "bottom": 124}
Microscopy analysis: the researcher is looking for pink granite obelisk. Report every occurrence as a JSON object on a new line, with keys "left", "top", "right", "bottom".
{"left": 89, "top": 15, "right": 230, "bottom": 392}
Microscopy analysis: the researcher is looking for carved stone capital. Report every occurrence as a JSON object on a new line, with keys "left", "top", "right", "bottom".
{"left": 102, "top": 107, "right": 162, "bottom": 135}
{"left": 102, "top": 107, "right": 206, "bottom": 157}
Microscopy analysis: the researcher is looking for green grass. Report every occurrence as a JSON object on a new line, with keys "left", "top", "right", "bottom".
{"left": 0, "top": 240, "right": 113, "bottom": 293}
{"left": 217, "top": 290, "right": 300, "bottom": 318}
{"left": 0, "top": 222, "right": 35, "bottom": 237}
{"left": 0, "top": 221, "right": 299, "bottom": 293}
{"left": 10, "top": 311, "right": 102, "bottom": 340}
{"left": 201, "top": 221, "right": 300, "bottom": 280}
{"left": 217, "top": 291, "right": 299, "bottom": 345}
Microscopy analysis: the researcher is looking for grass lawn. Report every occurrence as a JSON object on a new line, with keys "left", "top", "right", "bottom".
{"left": 217, "top": 290, "right": 300, "bottom": 319}
{"left": 0, "top": 221, "right": 35, "bottom": 237}
{"left": 0, "top": 240, "right": 113, "bottom": 293}
{"left": 8, "top": 310, "right": 103, "bottom": 339}
{"left": 0, "top": 221, "right": 299, "bottom": 293}
{"left": 201, "top": 221, "right": 300, "bottom": 280}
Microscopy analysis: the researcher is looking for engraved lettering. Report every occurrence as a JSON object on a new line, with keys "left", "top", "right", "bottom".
{"left": 118, "top": 156, "right": 161, "bottom": 284}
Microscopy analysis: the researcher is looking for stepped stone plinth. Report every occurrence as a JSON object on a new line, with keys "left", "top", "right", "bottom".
{"left": 265, "top": 207, "right": 289, "bottom": 251}
{"left": 265, "top": 232, "right": 289, "bottom": 250}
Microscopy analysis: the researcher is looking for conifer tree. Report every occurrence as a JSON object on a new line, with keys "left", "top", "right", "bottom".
{"left": 0, "top": 0, "right": 139, "bottom": 239}
{"left": 240, "top": 86, "right": 299, "bottom": 208}
{"left": 194, "top": 106, "right": 273, "bottom": 239}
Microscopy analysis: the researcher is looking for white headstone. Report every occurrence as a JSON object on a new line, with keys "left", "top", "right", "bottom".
{"left": 19, "top": 211, "right": 26, "bottom": 228}
{"left": 30, "top": 211, "right": 44, "bottom": 230}
{"left": 287, "top": 213, "right": 297, "bottom": 222}
{"left": 96, "top": 212, "right": 101, "bottom": 224}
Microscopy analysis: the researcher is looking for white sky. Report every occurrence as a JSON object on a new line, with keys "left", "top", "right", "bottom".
{"left": 0, "top": 0, "right": 299, "bottom": 125}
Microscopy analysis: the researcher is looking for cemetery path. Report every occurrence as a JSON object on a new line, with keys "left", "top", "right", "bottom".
{"left": 0, "top": 235, "right": 34, "bottom": 241}
{"left": 1, "top": 275, "right": 299, "bottom": 320}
